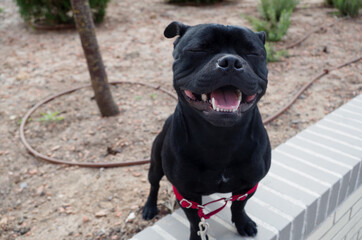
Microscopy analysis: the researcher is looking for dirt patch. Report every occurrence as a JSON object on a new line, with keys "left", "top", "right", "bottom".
{"left": 0, "top": 0, "right": 361, "bottom": 239}
{"left": 24, "top": 83, "right": 176, "bottom": 165}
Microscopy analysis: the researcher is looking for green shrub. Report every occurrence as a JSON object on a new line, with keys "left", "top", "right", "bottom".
{"left": 14, "top": 0, "right": 110, "bottom": 26}
{"left": 265, "top": 42, "right": 287, "bottom": 62}
{"left": 325, "top": 0, "right": 334, "bottom": 6}
{"left": 259, "top": 0, "right": 299, "bottom": 21}
{"left": 245, "top": 10, "right": 292, "bottom": 42}
{"left": 245, "top": 0, "right": 299, "bottom": 41}
{"left": 332, "top": 0, "right": 361, "bottom": 17}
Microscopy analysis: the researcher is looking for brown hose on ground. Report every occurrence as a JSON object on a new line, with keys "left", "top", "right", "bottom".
{"left": 19, "top": 56, "right": 361, "bottom": 168}
{"left": 282, "top": 20, "right": 338, "bottom": 50}
{"left": 263, "top": 56, "right": 362, "bottom": 124}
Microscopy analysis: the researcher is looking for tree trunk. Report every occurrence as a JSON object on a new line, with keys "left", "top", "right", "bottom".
{"left": 70, "top": 0, "right": 119, "bottom": 117}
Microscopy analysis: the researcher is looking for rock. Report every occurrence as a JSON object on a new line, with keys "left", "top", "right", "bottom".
{"left": 28, "top": 169, "right": 38, "bottom": 175}
{"left": 0, "top": 151, "right": 9, "bottom": 156}
{"left": 18, "top": 216, "right": 25, "bottom": 225}
{"left": 16, "top": 72, "right": 30, "bottom": 81}
{"left": 64, "top": 206, "right": 75, "bottom": 214}
{"left": 0, "top": 217, "right": 8, "bottom": 226}
{"left": 82, "top": 216, "right": 90, "bottom": 223}
{"left": 125, "top": 212, "right": 135, "bottom": 223}
{"left": 115, "top": 211, "right": 122, "bottom": 217}
{"left": 95, "top": 210, "right": 107, "bottom": 218}
{"left": 51, "top": 146, "right": 60, "bottom": 151}
{"left": 20, "top": 182, "right": 27, "bottom": 190}
{"left": 13, "top": 227, "right": 31, "bottom": 235}
{"left": 36, "top": 186, "right": 45, "bottom": 196}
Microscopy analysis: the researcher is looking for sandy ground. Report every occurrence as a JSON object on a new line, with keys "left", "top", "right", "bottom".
{"left": 0, "top": 0, "right": 361, "bottom": 239}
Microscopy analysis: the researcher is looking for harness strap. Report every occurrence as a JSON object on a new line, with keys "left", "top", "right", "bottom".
{"left": 172, "top": 183, "right": 259, "bottom": 219}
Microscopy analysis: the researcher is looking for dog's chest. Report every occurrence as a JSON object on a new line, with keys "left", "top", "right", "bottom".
{"left": 197, "top": 168, "right": 241, "bottom": 193}
{"left": 217, "top": 172, "right": 230, "bottom": 184}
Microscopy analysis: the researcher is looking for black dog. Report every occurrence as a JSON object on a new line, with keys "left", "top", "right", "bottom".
{"left": 142, "top": 21, "right": 271, "bottom": 240}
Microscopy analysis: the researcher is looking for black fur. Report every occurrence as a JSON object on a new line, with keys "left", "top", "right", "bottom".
{"left": 143, "top": 22, "right": 271, "bottom": 240}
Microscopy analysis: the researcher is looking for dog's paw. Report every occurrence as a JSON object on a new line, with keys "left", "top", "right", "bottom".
{"left": 235, "top": 218, "right": 257, "bottom": 237}
{"left": 142, "top": 204, "right": 158, "bottom": 220}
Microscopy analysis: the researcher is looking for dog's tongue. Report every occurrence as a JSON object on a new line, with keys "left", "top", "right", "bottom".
{"left": 210, "top": 87, "right": 239, "bottom": 110}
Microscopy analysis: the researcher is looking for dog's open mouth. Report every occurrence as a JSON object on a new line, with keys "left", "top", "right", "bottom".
{"left": 181, "top": 86, "right": 257, "bottom": 113}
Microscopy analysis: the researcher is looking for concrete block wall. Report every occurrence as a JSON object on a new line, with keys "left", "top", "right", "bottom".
{"left": 306, "top": 186, "right": 361, "bottom": 240}
{"left": 131, "top": 94, "right": 362, "bottom": 240}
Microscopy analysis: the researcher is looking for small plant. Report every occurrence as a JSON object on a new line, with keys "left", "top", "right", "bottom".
{"left": 135, "top": 96, "right": 142, "bottom": 101}
{"left": 150, "top": 93, "right": 157, "bottom": 100}
{"left": 0, "top": 8, "right": 3, "bottom": 13}
{"left": 36, "top": 111, "right": 64, "bottom": 122}
{"left": 18, "top": 118, "right": 33, "bottom": 125}
{"left": 265, "top": 42, "right": 287, "bottom": 62}
{"left": 14, "top": 0, "right": 110, "bottom": 26}
{"left": 245, "top": 0, "right": 299, "bottom": 41}
{"left": 332, "top": 0, "right": 361, "bottom": 17}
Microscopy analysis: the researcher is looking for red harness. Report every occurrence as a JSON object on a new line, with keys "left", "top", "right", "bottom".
{"left": 173, "top": 183, "right": 259, "bottom": 220}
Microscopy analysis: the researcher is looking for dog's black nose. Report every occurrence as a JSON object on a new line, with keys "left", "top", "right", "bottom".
{"left": 217, "top": 55, "right": 243, "bottom": 71}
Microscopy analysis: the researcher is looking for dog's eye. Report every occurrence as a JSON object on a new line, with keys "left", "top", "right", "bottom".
{"left": 246, "top": 49, "right": 266, "bottom": 57}
{"left": 185, "top": 42, "right": 212, "bottom": 53}
{"left": 185, "top": 48, "right": 208, "bottom": 53}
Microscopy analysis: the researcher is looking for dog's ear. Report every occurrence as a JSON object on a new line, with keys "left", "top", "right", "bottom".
{"left": 164, "top": 21, "right": 189, "bottom": 38}
{"left": 256, "top": 31, "right": 266, "bottom": 45}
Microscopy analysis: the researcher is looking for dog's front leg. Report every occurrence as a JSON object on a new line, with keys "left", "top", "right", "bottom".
{"left": 231, "top": 192, "right": 257, "bottom": 237}
{"left": 179, "top": 196, "right": 207, "bottom": 240}
{"left": 142, "top": 132, "right": 165, "bottom": 220}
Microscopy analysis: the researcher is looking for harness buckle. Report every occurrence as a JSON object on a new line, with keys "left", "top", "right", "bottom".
{"left": 180, "top": 199, "right": 193, "bottom": 208}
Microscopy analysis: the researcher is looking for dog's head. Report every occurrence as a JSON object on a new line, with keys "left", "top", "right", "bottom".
{"left": 165, "top": 22, "right": 268, "bottom": 127}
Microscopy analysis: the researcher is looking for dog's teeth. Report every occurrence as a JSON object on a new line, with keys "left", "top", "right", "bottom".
{"left": 212, "top": 97, "right": 216, "bottom": 110}
{"left": 237, "top": 90, "right": 242, "bottom": 102}
{"left": 201, "top": 94, "right": 208, "bottom": 102}
{"left": 212, "top": 97, "right": 239, "bottom": 112}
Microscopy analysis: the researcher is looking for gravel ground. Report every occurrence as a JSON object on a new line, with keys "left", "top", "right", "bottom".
{"left": 0, "top": 0, "right": 361, "bottom": 239}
